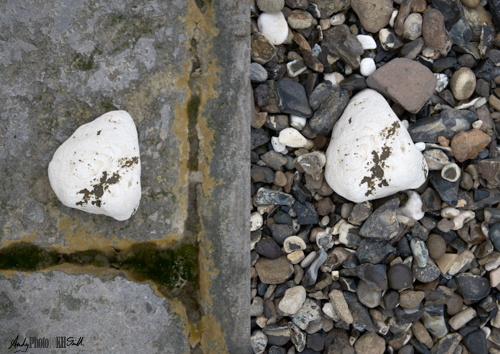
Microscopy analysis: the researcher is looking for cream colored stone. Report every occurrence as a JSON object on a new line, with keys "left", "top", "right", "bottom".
{"left": 435, "top": 253, "right": 458, "bottom": 274}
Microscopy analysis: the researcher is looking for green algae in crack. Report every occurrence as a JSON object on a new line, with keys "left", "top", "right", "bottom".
{"left": 116, "top": 242, "right": 198, "bottom": 291}
{"left": 0, "top": 243, "right": 58, "bottom": 271}
{"left": 73, "top": 53, "right": 95, "bottom": 71}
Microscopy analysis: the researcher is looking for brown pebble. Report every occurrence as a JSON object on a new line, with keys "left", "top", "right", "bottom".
{"left": 422, "top": 8, "right": 448, "bottom": 51}
{"left": 461, "top": 0, "right": 480, "bottom": 7}
{"left": 450, "top": 129, "right": 491, "bottom": 162}
{"left": 426, "top": 234, "right": 446, "bottom": 260}
{"left": 341, "top": 203, "right": 355, "bottom": 219}
{"left": 437, "top": 218, "right": 455, "bottom": 233}
{"left": 274, "top": 171, "right": 287, "bottom": 187}
{"left": 489, "top": 94, "right": 500, "bottom": 112}
{"left": 437, "top": 136, "right": 450, "bottom": 147}
{"left": 284, "top": 171, "right": 294, "bottom": 193}
{"left": 317, "top": 197, "right": 334, "bottom": 216}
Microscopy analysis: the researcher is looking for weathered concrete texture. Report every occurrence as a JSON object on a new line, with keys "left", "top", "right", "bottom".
{"left": 0, "top": 0, "right": 250, "bottom": 352}
{"left": 0, "top": 270, "right": 188, "bottom": 353}
{"left": 0, "top": 0, "right": 190, "bottom": 249}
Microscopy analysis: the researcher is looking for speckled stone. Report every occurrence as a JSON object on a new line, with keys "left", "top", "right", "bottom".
{"left": 450, "top": 67, "right": 477, "bottom": 101}
{"left": 388, "top": 264, "right": 413, "bottom": 290}
{"left": 255, "top": 256, "right": 294, "bottom": 284}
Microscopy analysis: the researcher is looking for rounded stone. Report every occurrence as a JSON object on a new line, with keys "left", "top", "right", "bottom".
{"left": 461, "top": 0, "right": 480, "bottom": 7}
{"left": 456, "top": 273, "right": 491, "bottom": 301}
{"left": 48, "top": 111, "right": 141, "bottom": 221}
{"left": 356, "top": 280, "right": 382, "bottom": 308}
{"left": 278, "top": 128, "right": 308, "bottom": 148}
{"left": 287, "top": 10, "right": 313, "bottom": 30}
{"left": 255, "top": 238, "right": 282, "bottom": 259}
{"left": 324, "top": 89, "right": 428, "bottom": 203}
{"left": 257, "top": 12, "right": 289, "bottom": 46}
{"left": 399, "top": 290, "right": 425, "bottom": 309}
{"left": 426, "top": 234, "right": 446, "bottom": 260}
{"left": 283, "top": 236, "right": 306, "bottom": 254}
{"left": 255, "top": 256, "right": 294, "bottom": 284}
{"left": 490, "top": 223, "right": 500, "bottom": 251}
{"left": 450, "top": 67, "right": 476, "bottom": 101}
{"left": 354, "top": 332, "right": 386, "bottom": 354}
{"left": 278, "top": 286, "right": 306, "bottom": 314}
{"left": 441, "top": 163, "right": 461, "bottom": 182}
{"left": 360, "top": 58, "right": 377, "bottom": 77}
{"left": 251, "top": 330, "right": 268, "bottom": 354}
{"left": 256, "top": 0, "right": 284, "bottom": 13}
{"left": 388, "top": 264, "right": 413, "bottom": 290}
{"left": 403, "top": 13, "right": 423, "bottom": 41}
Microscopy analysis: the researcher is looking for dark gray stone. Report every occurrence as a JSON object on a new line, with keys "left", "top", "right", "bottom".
{"left": 359, "top": 198, "right": 400, "bottom": 240}
{"left": 462, "top": 330, "right": 487, "bottom": 354}
{"left": 293, "top": 201, "right": 320, "bottom": 225}
{"left": 395, "top": 303, "right": 425, "bottom": 324}
{"left": 274, "top": 78, "right": 313, "bottom": 118}
{"left": 270, "top": 224, "right": 295, "bottom": 245}
{"left": 429, "top": 170, "right": 460, "bottom": 207}
{"left": 308, "top": 82, "right": 349, "bottom": 135}
{"left": 356, "top": 239, "right": 395, "bottom": 264}
{"left": 388, "top": 264, "right": 413, "bottom": 290}
{"left": 408, "top": 109, "right": 477, "bottom": 143}
{"left": 255, "top": 238, "right": 282, "bottom": 259}
{"left": 302, "top": 248, "right": 328, "bottom": 287}
{"left": 413, "top": 263, "right": 441, "bottom": 283}
{"left": 252, "top": 127, "right": 271, "bottom": 149}
{"left": 355, "top": 264, "right": 388, "bottom": 291}
{"left": 489, "top": 223, "right": 500, "bottom": 251}
{"left": 251, "top": 165, "right": 275, "bottom": 183}
{"left": 254, "top": 188, "right": 295, "bottom": 206}
{"left": 343, "top": 291, "right": 378, "bottom": 333}
{"left": 456, "top": 273, "right": 491, "bottom": 301}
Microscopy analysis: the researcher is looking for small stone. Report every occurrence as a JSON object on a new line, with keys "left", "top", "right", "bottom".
{"left": 490, "top": 94, "right": 500, "bottom": 112}
{"left": 451, "top": 129, "right": 491, "bottom": 162}
{"left": 426, "top": 234, "right": 447, "bottom": 260}
{"left": 324, "top": 89, "right": 428, "bottom": 203}
{"left": 254, "top": 188, "right": 295, "bottom": 207}
{"left": 357, "top": 239, "right": 395, "bottom": 264}
{"left": 256, "top": 238, "right": 282, "bottom": 259}
{"left": 278, "top": 128, "right": 308, "bottom": 148}
{"left": 413, "top": 262, "right": 441, "bottom": 283}
{"left": 255, "top": 256, "right": 294, "bottom": 284}
{"left": 330, "top": 13, "right": 345, "bottom": 26}
{"left": 251, "top": 212, "right": 264, "bottom": 231}
{"left": 490, "top": 266, "right": 500, "bottom": 287}
{"left": 462, "top": 330, "right": 487, "bottom": 354}
{"left": 400, "top": 290, "right": 426, "bottom": 309}
{"left": 317, "top": 197, "right": 334, "bottom": 216}
{"left": 357, "top": 34, "right": 377, "bottom": 50}
{"left": 441, "top": 163, "right": 461, "bottom": 182}
{"left": 456, "top": 273, "right": 491, "bottom": 301}
{"left": 449, "top": 307, "right": 477, "bottom": 330}
{"left": 283, "top": 236, "right": 306, "bottom": 254}
{"left": 48, "top": 111, "right": 141, "bottom": 221}
{"left": 422, "top": 305, "right": 448, "bottom": 339}
{"left": 403, "top": 13, "right": 423, "bottom": 40}
{"left": 308, "top": 81, "right": 350, "bottom": 135}
{"left": 354, "top": 332, "right": 386, "bottom": 354}
{"left": 448, "top": 250, "right": 475, "bottom": 276}
{"left": 423, "top": 149, "right": 450, "bottom": 170}
{"left": 429, "top": 170, "right": 460, "bottom": 207}
{"left": 257, "top": 12, "right": 289, "bottom": 46}
{"left": 251, "top": 330, "right": 268, "bottom": 354}
{"left": 355, "top": 264, "right": 388, "bottom": 291}
{"left": 408, "top": 109, "right": 477, "bottom": 143}
{"left": 279, "top": 286, "right": 306, "bottom": 315}
{"left": 252, "top": 33, "right": 277, "bottom": 65}
{"left": 412, "top": 320, "right": 434, "bottom": 349}
{"left": 367, "top": 58, "right": 437, "bottom": 114}
{"left": 422, "top": 8, "right": 448, "bottom": 52}
{"left": 348, "top": 202, "right": 373, "bottom": 226}
{"left": 256, "top": 0, "right": 284, "bottom": 13}
{"left": 411, "top": 238, "right": 429, "bottom": 267}
{"left": 291, "top": 298, "right": 322, "bottom": 330}
{"left": 450, "top": 67, "right": 477, "bottom": 101}
{"left": 293, "top": 201, "right": 319, "bottom": 225}
{"left": 398, "top": 190, "right": 425, "bottom": 221}
{"left": 351, "top": 0, "right": 393, "bottom": 33}
{"left": 302, "top": 248, "right": 327, "bottom": 287}
{"left": 287, "top": 10, "right": 313, "bottom": 29}
{"left": 400, "top": 37, "right": 425, "bottom": 60}
{"left": 356, "top": 280, "right": 382, "bottom": 308}
{"left": 274, "top": 78, "right": 312, "bottom": 118}
{"left": 251, "top": 62, "right": 268, "bottom": 83}
{"left": 388, "top": 263, "right": 413, "bottom": 290}
{"left": 329, "top": 290, "right": 353, "bottom": 324}
{"left": 431, "top": 333, "right": 462, "bottom": 354}
{"left": 360, "top": 58, "right": 377, "bottom": 77}
{"left": 359, "top": 199, "right": 399, "bottom": 239}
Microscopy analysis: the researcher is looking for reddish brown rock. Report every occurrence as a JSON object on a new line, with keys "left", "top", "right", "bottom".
{"left": 366, "top": 58, "right": 437, "bottom": 114}
{"left": 422, "top": 8, "right": 448, "bottom": 51}
{"left": 351, "top": 0, "right": 393, "bottom": 33}
{"left": 450, "top": 129, "right": 491, "bottom": 162}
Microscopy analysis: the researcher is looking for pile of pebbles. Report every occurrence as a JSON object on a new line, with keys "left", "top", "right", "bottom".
{"left": 250, "top": 0, "right": 500, "bottom": 353}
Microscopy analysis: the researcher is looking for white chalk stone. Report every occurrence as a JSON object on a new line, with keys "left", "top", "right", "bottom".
{"left": 397, "top": 190, "right": 425, "bottom": 221}
{"left": 279, "top": 127, "right": 308, "bottom": 148}
{"left": 257, "top": 12, "right": 289, "bottom": 45}
{"left": 251, "top": 212, "right": 264, "bottom": 231}
{"left": 324, "top": 89, "right": 428, "bottom": 203}
{"left": 357, "top": 35, "right": 377, "bottom": 50}
{"left": 323, "top": 72, "right": 345, "bottom": 88}
{"left": 271, "top": 136, "right": 288, "bottom": 154}
{"left": 48, "top": 111, "right": 141, "bottom": 221}
{"left": 290, "top": 115, "right": 307, "bottom": 130}
{"left": 415, "top": 142, "right": 426, "bottom": 151}
{"left": 360, "top": 58, "right": 376, "bottom": 77}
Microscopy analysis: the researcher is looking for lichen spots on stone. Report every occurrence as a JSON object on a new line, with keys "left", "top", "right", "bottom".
{"left": 119, "top": 156, "right": 139, "bottom": 168}
{"left": 76, "top": 171, "right": 121, "bottom": 207}
{"left": 380, "top": 121, "right": 400, "bottom": 140}
{"left": 360, "top": 147, "right": 392, "bottom": 196}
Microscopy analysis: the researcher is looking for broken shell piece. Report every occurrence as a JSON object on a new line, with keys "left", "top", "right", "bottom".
{"left": 48, "top": 111, "right": 141, "bottom": 221}
{"left": 441, "top": 163, "right": 461, "bottom": 182}
{"left": 452, "top": 211, "right": 475, "bottom": 230}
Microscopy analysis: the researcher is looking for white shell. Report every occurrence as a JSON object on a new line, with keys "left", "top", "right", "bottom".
{"left": 324, "top": 89, "right": 428, "bottom": 203}
{"left": 48, "top": 111, "right": 141, "bottom": 221}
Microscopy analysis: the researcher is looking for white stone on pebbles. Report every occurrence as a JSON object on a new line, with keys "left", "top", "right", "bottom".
{"left": 397, "top": 190, "right": 424, "bottom": 221}
{"left": 279, "top": 127, "right": 308, "bottom": 148}
{"left": 278, "top": 286, "right": 307, "bottom": 314}
{"left": 360, "top": 58, "right": 377, "bottom": 77}
{"left": 48, "top": 111, "right": 141, "bottom": 221}
{"left": 324, "top": 89, "right": 428, "bottom": 203}
{"left": 450, "top": 67, "right": 476, "bottom": 101}
{"left": 257, "top": 12, "right": 289, "bottom": 46}
{"left": 357, "top": 35, "right": 377, "bottom": 50}
{"left": 290, "top": 115, "right": 306, "bottom": 130}
{"left": 323, "top": 72, "right": 345, "bottom": 88}
{"left": 271, "top": 136, "right": 287, "bottom": 154}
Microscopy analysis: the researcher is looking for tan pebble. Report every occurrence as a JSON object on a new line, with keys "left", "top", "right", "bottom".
{"left": 438, "top": 135, "right": 450, "bottom": 146}
{"left": 274, "top": 171, "right": 287, "bottom": 187}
